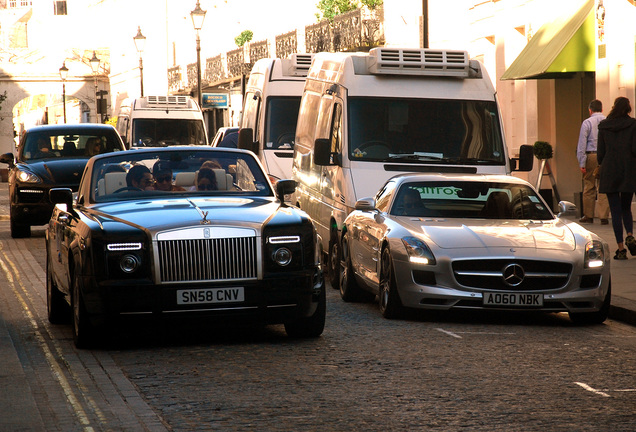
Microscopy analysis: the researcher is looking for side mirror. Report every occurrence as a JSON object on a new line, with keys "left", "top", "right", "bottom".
{"left": 511, "top": 145, "right": 534, "bottom": 172}
{"left": 238, "top": 128, "right": 259, "bottom": 155}
{"left": 557, "top": 200, "right": 577, "bottom": 218}
{"left": 314, "top": 139, "right": 332, "bottom": 166}
{"left": 0, "top": 152, "right": 15, "bottom": 167}
{"left": 354, "top": 197, "right": 377, "bottom": 211}
{"left": 276, "top": 179, "right": 296, "bottom": 202}
{"left": 49, "top": 188, "right": 74, "bottom": 210}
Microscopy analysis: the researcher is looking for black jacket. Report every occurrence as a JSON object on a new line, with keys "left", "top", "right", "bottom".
{"left": 597, "top": 116, "right": 636, "bottom": 193}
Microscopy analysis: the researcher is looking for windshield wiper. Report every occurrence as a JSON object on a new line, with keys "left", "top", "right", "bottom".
{"left": 387, "top": 152, "right": 450, "bottom": 162}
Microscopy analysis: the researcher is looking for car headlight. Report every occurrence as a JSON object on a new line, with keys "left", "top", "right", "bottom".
{"left": 585, "top": 240, "right": 604, "bottom": 268}
{"left": 402, "top": 236, "right": 436, "bottom": 265}
{"left": 17, "top": 169, "right": 41, "bottom": 183}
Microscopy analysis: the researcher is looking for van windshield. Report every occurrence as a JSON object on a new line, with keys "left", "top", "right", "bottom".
{"left": 264, "top": 96, "right": 301, "bottom": 150}
{"left": 132, "top": 119, "right": 207, "bottom": 147}
{"left": 348, "top": 98, "right": 505, "bottom": 165}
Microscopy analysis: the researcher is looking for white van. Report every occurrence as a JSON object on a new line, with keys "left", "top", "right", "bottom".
{"left": 238, "top": 53, "right": 314, "bottom": 183}
{"left": 290, "top": 47, "right": 533, "bottom": 288}
{"left": 115, "top": 95, "right": 208, "bottom": 148}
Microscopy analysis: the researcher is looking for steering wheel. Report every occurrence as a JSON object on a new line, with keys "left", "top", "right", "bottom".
{"left": 113, "top": 186, "right": 142, "bottom": 193}
{"left": 275, "top": 132, "right": 295, "bottom": 145}
{"left": 356, "top": 140, "right": 389, "bottom": 151}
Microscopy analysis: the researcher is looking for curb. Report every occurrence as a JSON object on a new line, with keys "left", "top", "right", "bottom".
{"left": 609, "top": 296, "right": 636, "bottom": 327}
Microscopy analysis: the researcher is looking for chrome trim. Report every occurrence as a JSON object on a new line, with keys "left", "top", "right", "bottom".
{"left": 268, "top": 235, "right": 300, "bottom": 244}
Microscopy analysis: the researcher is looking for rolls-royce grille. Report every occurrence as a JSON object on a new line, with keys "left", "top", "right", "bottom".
{"left": 452, "top": 259, "right": 572, "bottom": 291}
{"left": 158, "top": 237, "right": 258, "bottom": 282}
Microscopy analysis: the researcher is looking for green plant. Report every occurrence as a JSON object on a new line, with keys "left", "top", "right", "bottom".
{"left": 315, "top": 0, "right": 359, "bottom": 21}
{"left": 234, "top": 30, "right": 253, "bottom": 47}
{"left": 533, "top": 141, "right": 553, "bottom": 160}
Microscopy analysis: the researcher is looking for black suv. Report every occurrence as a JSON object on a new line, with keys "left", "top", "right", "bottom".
{"left": 1, "top": 124, "right": 126, "bottom": 237}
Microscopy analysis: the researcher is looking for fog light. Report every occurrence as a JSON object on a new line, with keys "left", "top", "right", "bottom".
{"left": 273, "top": 247, "right": 292, "bottom": 266}
{"left": 120, "top": 254, "right": 141, "bottom": 273}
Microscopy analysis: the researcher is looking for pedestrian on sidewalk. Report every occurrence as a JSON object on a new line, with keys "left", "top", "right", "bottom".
{"left": 577, "top": 99, "right": 609, "bottom": 224}
{"left": 597, "top": 96, "right": 636, "bottom": 260}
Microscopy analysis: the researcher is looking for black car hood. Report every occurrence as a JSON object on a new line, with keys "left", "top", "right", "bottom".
{"left": 89, "top": 196, "right": 299, "bottom": 232}
{"left": 19, "top": 158, "right": 88, "bottom": 185}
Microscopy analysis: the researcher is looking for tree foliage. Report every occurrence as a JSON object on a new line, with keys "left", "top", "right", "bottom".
{"left": 234, "top": 30, "right": 254, "bottom": 47}
{"left": 315, "top": 0, "right": 383, "bottom": 21}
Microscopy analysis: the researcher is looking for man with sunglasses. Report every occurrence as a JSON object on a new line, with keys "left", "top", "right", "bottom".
{"left": 153, "top": 160, "right": 186, "bottom": 192}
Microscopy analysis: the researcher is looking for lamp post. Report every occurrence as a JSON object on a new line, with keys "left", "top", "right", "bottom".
{"left": 59, "top": 61, "right": 68, "bottom": 123}
{"left": 89, "top": 51, "right": 100, "bottom": 123}
{"left": 133, "top": 26, "right": 146, "bottom": 97}
{"left": 190, "top": 0, "right": 207, "bottom": 108}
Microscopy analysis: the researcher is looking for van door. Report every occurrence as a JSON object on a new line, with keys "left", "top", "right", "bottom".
{"left": 320, "top": 100, "right": 346, "bottom": 228}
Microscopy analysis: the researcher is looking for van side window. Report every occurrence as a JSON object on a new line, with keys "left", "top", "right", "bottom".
{"left": 242, "top": 92, "right": 261, "bottom": 135}
{"left": 330, "top": 103, "right": 342, "bottom": 155}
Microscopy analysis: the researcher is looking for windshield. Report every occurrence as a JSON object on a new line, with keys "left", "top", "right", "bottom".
{"left": 348, "top": 98, "right": 505, "bottom": 165}
{"left": 264, "top": 97, "right": 301, "bottom": 150}
{"left": 390, "top": 181, "right": 553, "bottom": 220}
{"left": 91, "top": 149, "right": 272, "bottom": 203}
{"left": 22, "top": 129, "right": 123, "bottom": 161}
{"left": 132, "top": 119, "right": 206, "bottom": 147}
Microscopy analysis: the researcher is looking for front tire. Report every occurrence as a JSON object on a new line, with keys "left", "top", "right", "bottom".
{"left": 379, "top": 247, "right": 404, "bottom": 319}
{"left": 569, "top": 280, "right": 611, "bottom": 325}
{"left": 72, "top": 271, "right": 96, "bottom": 348}
{"left": 46, "top": 254, "right": 70, "bottom": 324}
{"left": 10, "top": 215, "right": 30, "bottom": 238}
{"left": 340, "top": 233, "right": 372, "bottom": 302}
{"left": 328, "top": 230, "right": 341, "bottom": 291}
{"left": 284, "top": 283, "right": 326, "bottom": 338}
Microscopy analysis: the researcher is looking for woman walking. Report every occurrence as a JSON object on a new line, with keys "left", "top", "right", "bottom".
{"left": 597, "top": 97, "right": 636, "bottom": 259}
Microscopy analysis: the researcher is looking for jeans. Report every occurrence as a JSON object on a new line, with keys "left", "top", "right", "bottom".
{"left": 606, "top": 192, "right": 634, "bottom": 244}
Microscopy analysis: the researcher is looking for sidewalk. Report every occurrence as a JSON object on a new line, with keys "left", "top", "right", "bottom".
{"left": 573, "top": 217, "right": 636, "bottom": 326}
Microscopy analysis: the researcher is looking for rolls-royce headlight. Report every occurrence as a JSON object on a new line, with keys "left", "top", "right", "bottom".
{"left": 120, "top": 254, "right": 141, "bottom": 273}
{"left": 402, "top": 236, "right": 436, "bottom": 265}
{"left": 17, "top": 169, "right": 41, "bottom": 183}
{"left": 272, "top": 247, "right": 293, "bottom": 266}
{"left": 585, "top": 240, "right": 604, "bottom": 268}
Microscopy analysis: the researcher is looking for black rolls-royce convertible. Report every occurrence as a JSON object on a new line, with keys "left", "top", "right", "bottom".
{"left": 45, "top": 146, "right": 325, "bottom": 347}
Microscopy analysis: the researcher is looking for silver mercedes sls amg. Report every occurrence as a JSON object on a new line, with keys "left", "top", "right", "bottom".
{"left": 339, "top": 173, "right": 611, "bottom": 324}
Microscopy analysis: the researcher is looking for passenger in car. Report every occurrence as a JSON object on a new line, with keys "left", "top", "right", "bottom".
{"left": 153, "top": 160, "right": 186, "bottom": 192}
{"left": 196, "top": 167, "right": 218, "bottom": 191}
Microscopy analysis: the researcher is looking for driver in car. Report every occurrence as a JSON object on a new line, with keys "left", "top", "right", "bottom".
{"left": 126, "top": 165, "right": 155, "bottom": 191}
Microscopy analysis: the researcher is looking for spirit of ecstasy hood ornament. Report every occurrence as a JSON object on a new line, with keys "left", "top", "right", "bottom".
{"left": 187, "top": 199, "right": 212, "bottom": 225}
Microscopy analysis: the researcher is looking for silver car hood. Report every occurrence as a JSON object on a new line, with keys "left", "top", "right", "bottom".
{"left": 400, "top": 218, "right": 576, "bottom": 251}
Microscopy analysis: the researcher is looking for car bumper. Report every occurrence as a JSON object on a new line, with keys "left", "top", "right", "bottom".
{"left": 391, "top": 255, "right": 610, "bottom": 314}
{"left": 82, "top": 269, "right": 324, "bottom": 325}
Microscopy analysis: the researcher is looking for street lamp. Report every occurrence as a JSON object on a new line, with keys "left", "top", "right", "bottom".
{"left": 133, "top": 26, "right": 146, "bottom": 97}
{"left": 89, "top": 51, "right": 100, "bottom": 123}
{"left": 190, "top": 0, "right": 207, "bottom": 108}
{"left": 59, "top": 61, "right": 68, "bottom": 123}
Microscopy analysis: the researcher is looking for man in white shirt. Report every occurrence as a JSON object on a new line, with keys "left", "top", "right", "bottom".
{"left": 577, "top": 99, "right": 609, "bottom": 224}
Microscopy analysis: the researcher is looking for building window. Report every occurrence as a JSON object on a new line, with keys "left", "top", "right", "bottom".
{"left": 8, "top": 0, "right": 32, "bottom": 7}
{"left": 53, "top": 1, "right": 67, "bottom": 15}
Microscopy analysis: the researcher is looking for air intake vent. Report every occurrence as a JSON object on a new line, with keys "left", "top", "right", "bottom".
{"left": 290, "top": 53, "right": 314, "bottom": 76}
{"left": 368, "top": 48, "right": 470, "bottom": 77}
{"left": 145, "top": 95, "right": 190, "bottom": 108}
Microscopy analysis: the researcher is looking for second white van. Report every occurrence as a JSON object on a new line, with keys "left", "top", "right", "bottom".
{"left": 290, "top": 47, "right": 533, "bottom": 289}
{"left": 238, "top": 53, "right": 314, "bottom": 183}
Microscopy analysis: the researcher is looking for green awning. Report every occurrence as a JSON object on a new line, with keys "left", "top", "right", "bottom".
{"left": 501, "top": 0, "right": 595, "bottom": 80}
